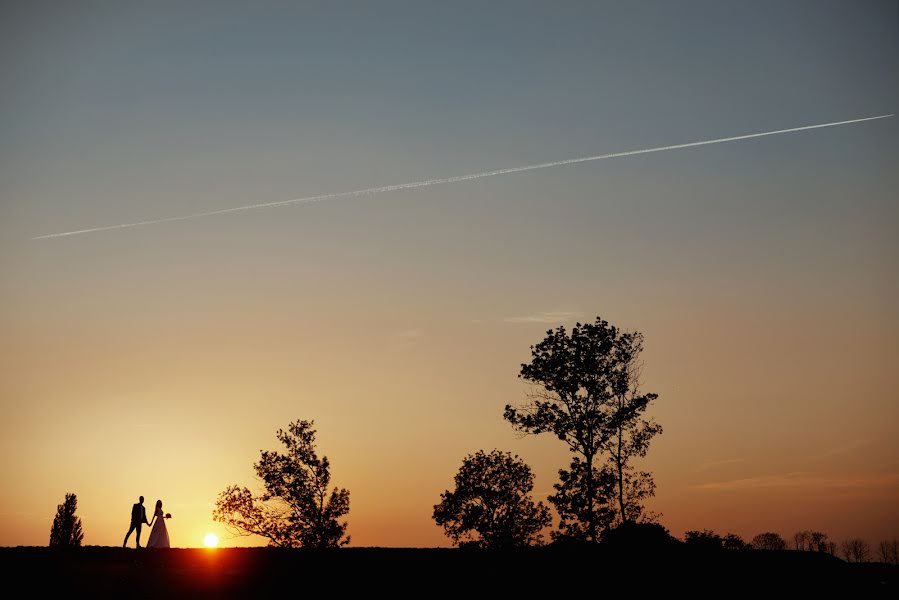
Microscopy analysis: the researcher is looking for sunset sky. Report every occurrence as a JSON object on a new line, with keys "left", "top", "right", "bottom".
{"left": 1, "top": 1, "right": 897, "bottom": 549}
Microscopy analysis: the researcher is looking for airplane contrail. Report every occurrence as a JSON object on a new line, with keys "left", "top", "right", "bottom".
{"left": 32, "top": 113, "right": 893, "bottom": 240}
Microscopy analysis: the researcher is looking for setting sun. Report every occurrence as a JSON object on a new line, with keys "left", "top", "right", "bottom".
{"left": 204, "top": 533, "right": 219, "bottom": 548}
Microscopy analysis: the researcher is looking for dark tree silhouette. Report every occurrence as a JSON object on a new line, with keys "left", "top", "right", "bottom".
{"left": 433, "top": 450, "right": 551, "bottom": 548}
{"left": 794, "top": 530, "right": 834, "bottom": 553}
{"left": 683, "top": 530, "right": 748, "bottom": 551}
{"left": 808, "top": 531, "right": 832, "bottom": 553}
{"left": 879, "top": 539, "right": 899, "bottom": 565}
{"left": 548, "top": 458, "right": 616, "bottom": 541}
{"left": 213, "top": 420, "right": 350, "bottom": 548}
{"left": 600, "top": 521, "right": 678, "bottom": 552}
{"left": 840, "top": 538, "right": 871, "bottom": 563}
{"left": 751, "top": 532, "right": 787, "bottom": 550}
{"left": 598, "top": 331, "right": 662, "bottom": 524}
{"left": 49, "top": 493, "right": 84, "bottom": 547}
{"left": 722, "top": 533, "right": 750, "bottom": 550}
{"left": 684, "top": 529, "right": 724, "bottom": 550}
{"left": 504, "top": 317, "right": 661, "bottom": 541}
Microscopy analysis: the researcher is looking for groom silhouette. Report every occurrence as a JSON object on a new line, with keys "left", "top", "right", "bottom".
{"left": 123, "top": 496, "right": 150, "bottom": 548}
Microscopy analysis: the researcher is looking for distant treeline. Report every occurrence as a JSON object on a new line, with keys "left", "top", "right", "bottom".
{"left": 684, "top": 529, "right": 898, "bottom": 564}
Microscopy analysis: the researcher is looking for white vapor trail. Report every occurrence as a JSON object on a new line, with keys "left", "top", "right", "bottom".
{"left": 32, "top": 114, "right": 893, "bottom": 240}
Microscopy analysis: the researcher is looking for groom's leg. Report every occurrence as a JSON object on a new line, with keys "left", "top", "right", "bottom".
{"left": 135, "top": 524, "right": 142, "bottom": 548}
{"left": 123, "top": 523, "right": 136, "bottom": 547}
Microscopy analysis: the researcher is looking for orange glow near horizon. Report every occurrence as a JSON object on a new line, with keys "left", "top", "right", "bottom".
{"left": 2, "top": 302, "right": 897, "bottom": 549}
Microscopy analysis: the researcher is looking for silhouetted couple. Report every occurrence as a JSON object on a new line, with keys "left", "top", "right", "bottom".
{"left": 123, "top": 496, "right": 171, "bottom": 548}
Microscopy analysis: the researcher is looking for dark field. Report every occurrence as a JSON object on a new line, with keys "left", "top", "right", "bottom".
{"left": 1, "top": 546, "right": 895, "bottom": 597}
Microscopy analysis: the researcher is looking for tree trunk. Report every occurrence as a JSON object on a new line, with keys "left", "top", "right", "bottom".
{"left": 616, "top": 424, "right": 626, "bottom": 522}
{"left": 317, "top": 484, "right": 326, "bottom": 548}
{"left": 585, "top": 450, "right": 596, "bottom": 543}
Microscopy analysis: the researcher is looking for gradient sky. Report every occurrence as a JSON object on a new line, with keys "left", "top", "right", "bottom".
{"left": 1, "top": 1, "right": 897, "bottom": 548}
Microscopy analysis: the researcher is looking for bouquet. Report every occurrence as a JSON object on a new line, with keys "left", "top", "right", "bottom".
{"left": 165, "top": 513, "right": 172, "bottom": 519}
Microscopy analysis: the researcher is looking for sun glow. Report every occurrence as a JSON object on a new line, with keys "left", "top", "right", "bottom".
{"left": 204, "top": 533, "right": 219, "bottom": 548}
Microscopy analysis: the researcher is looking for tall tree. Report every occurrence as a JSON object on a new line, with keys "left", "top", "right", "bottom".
{"left": 214, "top": 420, "right": 350, "bottom": 548}
{"left": 504, "top": 317, "right": 661, "bottom": 541}
{"left": 601, "top": 331, "right": 661, "bottom": 523}
{"left": 49, "top": 493, "right": 84, "bottom": 547}
{"left": 433, "top": 450, "right": 551, "bottom": 549}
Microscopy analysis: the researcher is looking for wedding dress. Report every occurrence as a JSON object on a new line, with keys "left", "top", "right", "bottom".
{"left": 146, "top": 507, "right": 170, "bottom": 548}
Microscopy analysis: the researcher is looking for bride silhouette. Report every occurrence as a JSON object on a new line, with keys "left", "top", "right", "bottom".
{"left": 146, "top": 499, "right": 171, "bottom": 548}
